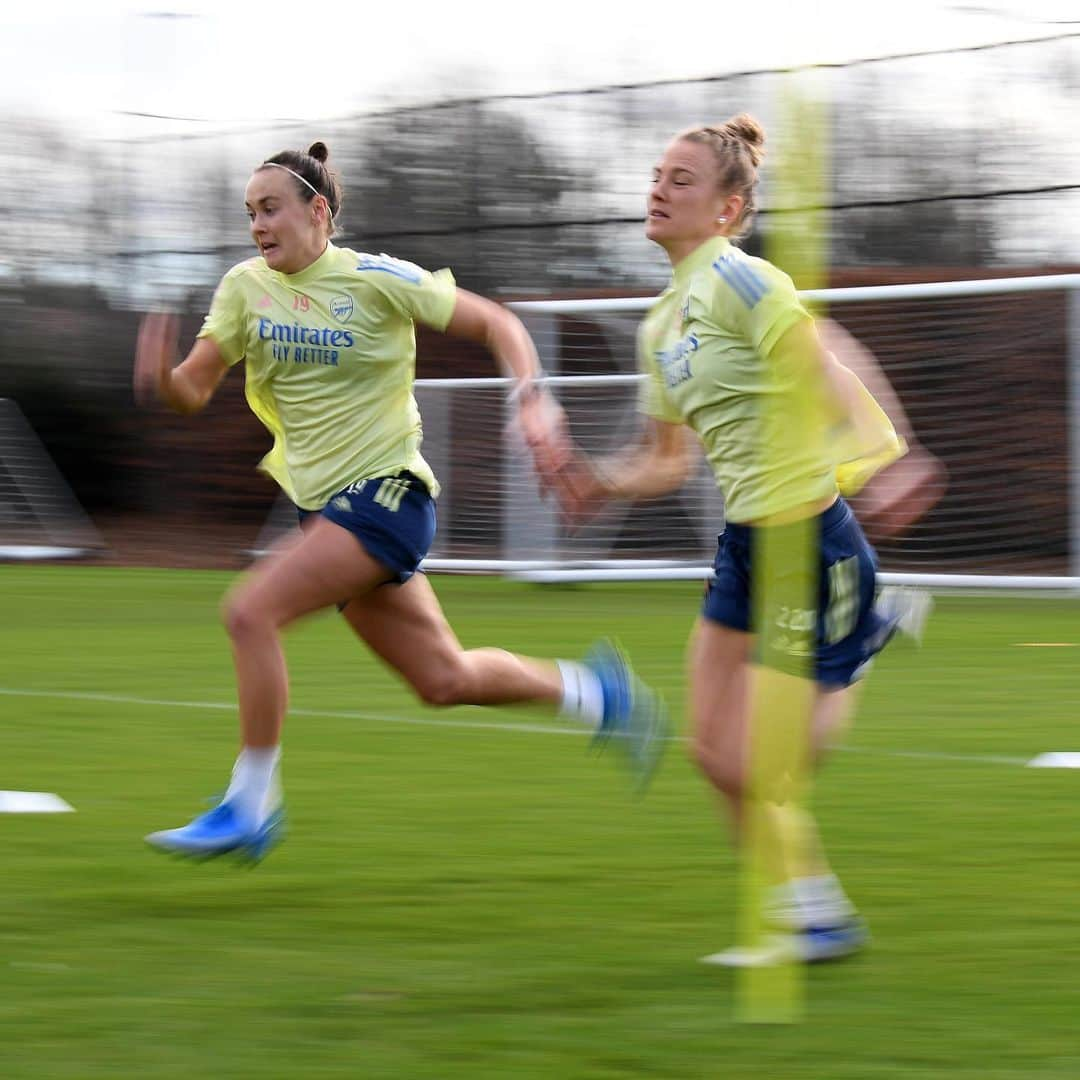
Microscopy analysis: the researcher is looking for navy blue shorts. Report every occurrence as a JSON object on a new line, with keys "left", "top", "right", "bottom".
{"left": 298, "top": 472, "right": 436, "bottom": 585}
{"left": 702, "top": 497, "right": 890, "bottom": 687}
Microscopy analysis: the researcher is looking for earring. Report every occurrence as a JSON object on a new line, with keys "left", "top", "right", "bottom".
{"left": 717, "top": 216, "right": 728, "bottom": 224}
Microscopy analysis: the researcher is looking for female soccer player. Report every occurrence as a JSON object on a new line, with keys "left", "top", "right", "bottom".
{"left": 134, "top": 141, "right": 666, "bottom": 861}
{"left": 546, "top": 116, "right": 934, "bottom": 966}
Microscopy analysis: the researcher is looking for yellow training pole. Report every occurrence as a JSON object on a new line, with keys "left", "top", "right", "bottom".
{"left": 736, "top": 75, "right": 831, "bottom": 1025}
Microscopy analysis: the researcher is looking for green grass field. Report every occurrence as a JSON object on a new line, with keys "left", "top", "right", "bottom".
{"left": 3, "top": 565, "right": 1080, "bottom": 1078}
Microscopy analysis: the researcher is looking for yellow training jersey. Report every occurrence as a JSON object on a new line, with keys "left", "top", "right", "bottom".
{"left": 638, "top": 236, "right": 899, "bottom": 523}
{"left": 198, "top": 242, "right": 456, "bottom": 509}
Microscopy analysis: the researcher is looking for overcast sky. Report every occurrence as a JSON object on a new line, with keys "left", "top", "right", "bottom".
{"left": 1, "top": 0, "right": 1077, "bottom": 140}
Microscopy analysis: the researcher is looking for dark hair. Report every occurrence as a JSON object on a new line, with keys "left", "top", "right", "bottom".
{"left": 259, "top": 141, "right": 344, "bottom": 234}
{"left": 679, "top": 113, "right": 766, "bottom": 239}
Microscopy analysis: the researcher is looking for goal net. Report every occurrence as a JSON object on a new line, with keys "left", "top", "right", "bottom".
{"left": 0, "top": 398, "right": 104, "bottom": 561}
{"left": 441, "top": 274, "right": 1080, "bottom": 587}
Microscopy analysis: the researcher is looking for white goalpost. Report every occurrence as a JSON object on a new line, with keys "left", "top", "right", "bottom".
{"left": 0, "top": 398, "right": 104, "bottom": 562}
{"left": 410, "top": 272, "right": 1080, "bottom": 590}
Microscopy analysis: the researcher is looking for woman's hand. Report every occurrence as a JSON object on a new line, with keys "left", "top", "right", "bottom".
{"left": 134, "top": 312, "right": 180, "bottom": 407}
{"left": 548, "top": 453, "right": 611, "bottom": 531}
{"left": 851, "top": 441, "right": 947, "bottom": 541}
{"left": 515, "top": 390, "right": 570, "bottom": 487}
{"left": 512, "top": 390, "right": 609, "bottom": 529}
{"left": 133, "top": 315, "right": 228, "bottom": 415}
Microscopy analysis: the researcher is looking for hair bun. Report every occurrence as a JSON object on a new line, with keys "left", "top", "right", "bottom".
{"left": 718, "top": 114, "right": 766, "bottom": 167}
{"left": 306, "top": 141, "right": 329, "bottom": 164}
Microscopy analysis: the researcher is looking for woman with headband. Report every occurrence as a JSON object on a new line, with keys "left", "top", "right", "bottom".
{"left": 134, "top": 140, "right": 668, "bottom": 862}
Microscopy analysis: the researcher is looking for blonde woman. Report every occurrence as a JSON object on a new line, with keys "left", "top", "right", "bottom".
{"left": 548, "top": 116, "right": 933, "bottom": 965}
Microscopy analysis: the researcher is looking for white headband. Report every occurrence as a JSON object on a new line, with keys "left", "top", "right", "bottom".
{"left": 262, "top": 162, "right": 333, "bottom": 219}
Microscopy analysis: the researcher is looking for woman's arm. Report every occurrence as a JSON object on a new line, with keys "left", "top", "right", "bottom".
{"left": 550, "top": 417, "right": 697, "bottom": 527}
{"left": 442, "top": 288, "right": 571, "bottom": 486}
{"left": 818, "top": 318, "right": 914, "bottom": 443}
{"left": 591, "top": 418, "right": 697, "bottom": 500}
{"left": 771, "top": 318, "right": 900, "bottom": 460}
{"left": 773, "top": 316, "right": 946, "bottom": 537}
{"left": 443, "top": 288, "right": 543, "bottom": 389}
{"left": 134, "top": 312, "right": 229, "bottom": 415}
{"left": 441, "top": 288, "right": 696, "bottom": 521}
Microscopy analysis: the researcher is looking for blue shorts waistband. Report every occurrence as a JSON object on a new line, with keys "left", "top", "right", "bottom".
{"left": 723, "top": 497, "right": 851, "bottom": 546}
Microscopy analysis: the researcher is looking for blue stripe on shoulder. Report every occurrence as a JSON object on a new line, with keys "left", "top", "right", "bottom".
{"left": 714, "top": 261, "right": 755, "bottom": 307}
{"left": 712, "top": 252, "right": 769, "bottom": 309}
{"left": 355, "top": 254, "right": 424, "bottom": 284}
{"left": 356, "top": 265, "right": 421, "bottom": 283}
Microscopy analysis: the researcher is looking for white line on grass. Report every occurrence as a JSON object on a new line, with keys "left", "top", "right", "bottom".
{"left": 833, "top": 745, "right": 1030, "bottom": 767}
{"left": 0, "top": 686, "right": 586, "bottom": 738}
{"left": 0, "top": 685, "right": 1058, "bottom": 771}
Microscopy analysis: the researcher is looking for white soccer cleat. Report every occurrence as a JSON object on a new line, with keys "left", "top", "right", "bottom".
{"left": 876, "top": 585, "right": 933, "bottom": 646}
{"left": 700, "top": 934, "right": 799, "bottom": 969}
{"left": 700, "top": 919, "right": 868, "bottom": 968}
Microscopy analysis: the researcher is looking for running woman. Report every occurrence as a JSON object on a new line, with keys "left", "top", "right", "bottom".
{"left": 546, "top": 116, "right": 933, "bottom": 966}
{"left": 134, "top": 141, "right": 667, "bottom": 861}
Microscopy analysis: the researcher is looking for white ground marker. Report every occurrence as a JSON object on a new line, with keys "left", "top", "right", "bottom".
{"left": 1026, "top": 752, "right": 1080, "bottom": 769}
{"left": 0, "top": 791, "right": 75, "bottom": 813}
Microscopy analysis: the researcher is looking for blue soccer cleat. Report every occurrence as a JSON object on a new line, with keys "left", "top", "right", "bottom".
{"left": 145, "top": 800, "right": 286, "bottom": 863}
{"left": 798, "top": 917, "right": 869, "bottom": 962}
{"left": 584, "top": 639, "right": 670, "bottom": 792}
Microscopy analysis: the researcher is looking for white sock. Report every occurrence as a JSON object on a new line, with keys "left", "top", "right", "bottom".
{"left": 222, "top": 746, "right": 282, "bottom": 827}
{"left": 555, "top": 660, "right": 605, "bottom": 728}
{"left": 764, "top": 882, "right": 802, "bottom": 930}
{"left": 789, "top": 875, "right": 855, "bottom": 928}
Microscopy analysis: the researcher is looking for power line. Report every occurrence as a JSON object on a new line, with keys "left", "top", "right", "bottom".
{"left": 347, "top": 182, "right": 1080, "bottom": 242}
{"left": 374, "top": 30, "right": 1080, "bottom": 115}
{"left": 115, "top": 111, "right": 210, "bottom": 123}
{"left": 948, "top": 3, "right": 1080, "bottom": 26}
{"left": 105, "top": 181, "right": 1080, "bottom": 258}
{"left": 772, "top": 182, "right": 1080, "bottom": 215}
{"left": 115, "top": 30, "right": 1080, "bottom": 144}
